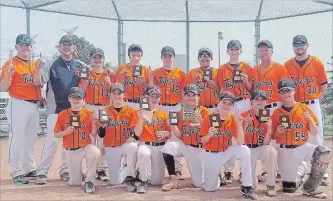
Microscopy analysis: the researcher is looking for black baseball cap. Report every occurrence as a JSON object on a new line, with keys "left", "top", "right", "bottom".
{"left": 219, "top": 91, "right": 236, "bottom": 104}
{"left": 69, "top": 87, "right": 85, "bottom": 98}
{"left": 146, "top": 85, "right": 161, "bottom": 96}
{"left": 198, "top": 48, "right": 213, "bottom": 58}
{"left": 16, "top": 34, "right": 32, "bottom": 45}
{"left": 90, "top": 48, "right": 104, "bottom": 58}
{"left": 278, "top": 78, "right": 295, "bottom": 92}
{"left": 161, "top": 46, "right": 175, "bottom": 56}
{"left": 128, "top": 44, "right": 143, "bottom": 55}
{"left": 257, "top": 40, "right": 273, "bottom": 48}
{"left": 59, "top": 34, "right": 75, "bottom": 45}
{"left": 251, "top": 90, "right": 267, "bottom": 100}
{"left": 110, "top": 82, "right": 125, "bottom": 93}
{"left": 293, "top": 35, "right": 308, "bottom": 44}
{"left": 227, "top": 40, "right": 242, "bottom": 49}
{"left": 184, "top": 84, "right": 200, "bottom": 95}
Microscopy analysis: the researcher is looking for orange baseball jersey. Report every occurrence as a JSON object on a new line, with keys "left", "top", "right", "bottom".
{"left": 178, "top": 106, "right": 210, "bottom": 145}
{"left": 139, "top": 109, "right": 172, "bottom": 142}
{"left": 271, "top": 102, "right": 318, "bottom": 145}
{"left": 0, "top": 57, "right": 41, "bottom": 100}
{"left": 102, "top": 105, "right": 138, "bottom": 147}
{"left": 80, "top": 69, "right": 111, "bottom": 105}
{"left": 284, "top": 56, "right": 328, "bottom": 101}
{"left": 241, "top": 109, "right": 268, "bottom": 145}
{"left": 251, "top": 62, "right": 291, "bottom": 104}
{"left": 200, "top": 113, "right": 238, "bottom": 152}
{"left": 54, "top": 108, "right": 94, "bottom": 149}
{"left": 115, "top": 63, "right": 150, "bottom": 100}
{"left": 217, "top": 62, "right": 253, "bottom": 99}
{"left": 153, "top": 67, "right": 185, "bottom": 105}
{"left": 185, "top": 67, "right": 219, "bottom": 107}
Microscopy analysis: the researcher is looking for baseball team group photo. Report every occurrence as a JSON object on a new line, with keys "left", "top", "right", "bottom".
{"left": 0, "top": 30, "right": 332, "bottom": 200}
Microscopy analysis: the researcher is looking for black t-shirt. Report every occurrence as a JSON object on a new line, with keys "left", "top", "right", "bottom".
{"left": 231, "top": 63, "right": 240, "bottom": 69}
{"left": 115, "top": 107, "right": 123, "bottom": 113}
{"left": 72, "top": 111, "right": 79, "bottom": 115}
{"left": 282, "top": 105, "right": 295, "bottom": 112}
{"left": 295, "top": 56, "right": 309, "bottom": 67}
{"left": 15, "top": 56, "right": 29, "bottom": 64}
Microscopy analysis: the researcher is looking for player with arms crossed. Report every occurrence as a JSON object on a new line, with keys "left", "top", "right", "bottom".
{"left": 271, "top": 78, "right": 331, "bottom": 199}
{"left": 200, "top": 91, "right": 258, "bottom": 200}
{"left": 241, "top": 90, "right": 277, "bottom": 196}
{"left": 161, "top": 84, "right": 210, "bottom": 191}
{"left": 134, "top": 85, "right": 172, "bottom": 194}
{"left": 79, "top": 48, "right": 112, "bottom": 182}
{"left": 185, "top": 48, "right": 219, "bottom": 112}
{"left": 0, "top": 34, "right": 44, "bottom": 184}
{"left": 96, "top": 83, "right": 139, "bottom": 191}
{"left": 54, "top": 87, "right": 100, "bottom": 193}
{"left": 284, "top": 35, "right": 329, "bottom": 185}
{"left": 115, "top": 44, "right": 152, "bottom": 109}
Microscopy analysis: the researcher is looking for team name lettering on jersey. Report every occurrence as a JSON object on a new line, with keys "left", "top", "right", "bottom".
{"left": 65, "top": 123, "right": 87, "bottom": 128}
{"left": 224, "top": 78, "right": 243, "bottom": 89}
{"left": 256, "top": 80, "right": 273, "bottom": 88}
{"left": 291, "top": 122, "right": 305, "bottom": 129}
{"left": 125, "top": 77, "right": 140, "bottom": 86}
{"left": 182, "top": 125, "right": 200, "bottom": 136}
{"left": 106, "top": 120, "right": 129, "bottom": 127}
{"left": 158, "top": 77, "right": 179, "bottom": 85}
{"left": 291, "top": 76, "right": 314, "bottom": 87}
{"left": 88, "top": 80, "right": 106, "bottom": 86}
{"left": 214, "top": 130, "right": 232, "bottom": 137}
{"left": 245, "top": 126, "right": 265, "bottom": 135}
{"left": 22, "top": 73, "right": 33, "bottom": 84}
{"left": 144, "top": 118, "right": 163, "bottom": 126}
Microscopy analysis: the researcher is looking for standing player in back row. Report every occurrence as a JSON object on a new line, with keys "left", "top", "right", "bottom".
{"left": 153, "top": 46, "right": 186, "bottom": 178}
{"left": 185, "top": 48, "right": 219, "bottom": 112}
{"left": 284, "top": 35, "right": 329, "bottom": 185}
{"left": 115, "top": 44, "right": 153, "bottom": 109}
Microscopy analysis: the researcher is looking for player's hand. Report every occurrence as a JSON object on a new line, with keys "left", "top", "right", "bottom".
{"left": 166, "top": 119, "right": 171, "bottom": 127}
{"left": 156, "top": 131, "right": 170, "bottom": 140}
{"left": 193, "top": 71, "right": 201, "bottom": 83}
{"left": 207, "top": 80, "right": 217, "bottom": 89}
{"left": 240, "top": 73, "right": 249, "bottom": 83}
{"left": 194, "top": 113, "right": 203, "bottom": 124}
{"left": 208, "top": 127, "right": 218, "bottom": 137}
{"left": 277, "top": 124, "right": 287, "bottom": 134}
{"left": 104, "top": 74, "right": 112, "bottom": 85}
{"left": 65, "top": 126, "right": 74, "bottom": 135}
{"left": 236, "top": 115, "right": 244, "bottom": 125}
{"left": 136, "top": 76, "right": 146, "bottom": 84}
{"left": 101, "top": 123, "right": 108, "bottom": 128}
{"left": 80, "top": 79, "right": 89, "bottom": 88}
{"left": 303, "top": 109, "right": 311, "bottom": 120}
{"left": 265, "top": 117, "right": 272, "bottom": 128}
{"left": 105, "top": 67, "right": 115, "bottom": 76}
{"left": 126, "top": 137, "right": 137, "bottom": 143}
{"left": 36, "top": 58, "right": 46, "bottom": 69}
{"left": 138, "top": 109, "right": 153, "bottom": 121}
{"left": 148, "top": 66, "right": 154, "bottom": 81}
{"left": 6, "top": 65, "right": 15, "bottom": 77}
{"left": 244, "top": 116, "right": 253, "bottom": 126}
{"left": 91, "top": 114, "right": 99, "bottom": 124}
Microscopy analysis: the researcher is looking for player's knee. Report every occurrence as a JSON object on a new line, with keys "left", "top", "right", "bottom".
{"left": 161, "top": 143, "right": 177, "bottom": 156}
{"left": 126, "top": 142, "right": 138, "bottom": 153}
{"left": 239, "top": 145, "right": 251, "bottom": 156}
{"left": 137, "top": 146, "right": 151, "bottom": 160}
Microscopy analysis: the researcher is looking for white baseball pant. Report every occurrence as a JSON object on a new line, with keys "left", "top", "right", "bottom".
{"left": 86, "top": 104, "right": 108, "bottom": 172}
{"left": 136, "top": 143, "right": 166, "bottom": 185}
{"left": 305, "top": 99, "right": 323, "bottom": 146}
{"left": 6, "top": 98, "right": 39, "bottom": 177}
{"left": 161, "top": 140, "right": 204, "bottom": 187}
{"left": 37, "top": 114, "right": 68, "bottom": 177}
{"left": 66, "top": 144, "right": 101, "bottom": 186}
{"left": 202, "top": 145, "right": 253, "bottom": 192}
{"left": 158, "top": 104, "right": 183, "bottom": 173}
{"left": 105, "top": 142, "right": 138, "bottom": 185}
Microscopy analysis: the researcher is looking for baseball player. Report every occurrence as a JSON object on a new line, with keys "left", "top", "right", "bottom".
{"left": 97, "top": 82, "right": 139, "bottom": 192}
{"left": 134, "top": 85, "right": 172, "bottom": 194}
{"left": 161, "top": 84, "right": 210, "bottom": 191}
{"left": 200, "top": 91, "right": 258, "bottom": 200}
{"left": 36, "top": 34, "right": 88, "bottom": 184}
{"left": 115, "top": 44, "right": 153, "bottom": 109}
{"left": 54, "top": 87, "right": 100, "bottom": 194}
{"left": 79, "top": 48, "right": 112, "bottom": 182}
{"left": 216, "top": 40, "right": 254, "bottom": 184}
{"left": 185, "top": 48, "right": 219, "bottom": 112}
{"left": 153, "top": 46, "right": 185, "bottom": 178}
{"left": 284, "top": 35, "right": 329, "bottom": 185}
{"left": 271, "top": 78, "right": 331, "bottom": 199}
{"left": 0, "top": 34, "right": 43, "bottom": 184}
{"left": 241, "top": 90, "right": 277, "bottom": 197}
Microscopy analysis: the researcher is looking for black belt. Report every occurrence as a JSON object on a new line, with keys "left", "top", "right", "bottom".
{"left": 145, "top": 142, "right": 166, "bottom": 146}
{"left": 25, "top": 100, "right": 39, "bottom": 104}
{"left": 66, "top": 147, "right": 82, "bottom": 151}
{"left": 188, "top": 144, "right": 202, "bottom": 148}
{"left": 205, "top": 104, "right": 217, "bottom": 108}
{"left": 206, "top": 150, "right": 219, "bottom": 153}
{"left": 280, "top": 144, "right": 300, "bottom": 149}
{"left": 265, "top": 102, "right": 278, "bottom": 109}
{"left": 127, "top": 99, "right": 140, "bottom": 103}
{"left": 301, "top": 100, "right": 315, "bottom": 105}
{"left": 235, "top": 97, "right": 245, "bottom": 102}
{"left": 160, "top": 103, "right": 178, "bottom": 106}
{"left": 87, "top": 103, "right": 104, "bottom": 106}
{"left": 246, "top": 144, "right": 262, "bottom": 148}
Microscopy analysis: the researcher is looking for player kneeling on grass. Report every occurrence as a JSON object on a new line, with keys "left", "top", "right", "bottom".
{"left": 241, "top": 90, "right": 277, "bottom": 197}
{"left": 134, "top": 85, "right": 172, "bottom": 194}
{"left": 200, "top": 91, "right": 258, "bottom": 200}
{"left": 271, "top": 78, "right": 331, "bottom": 199}
{"left": 54, "top": 87, "right": 101, "bottom": 194}
{"left": 96, "top": 83, "right": 139, "bottom": 191}
{"left": 161, "top": 84, "right": 210, "bottom": 191}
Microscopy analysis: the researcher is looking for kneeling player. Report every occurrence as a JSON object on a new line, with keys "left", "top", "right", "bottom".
{"left": 272, "top": 78, "right": 331, "bottom": 199}
{"left": 241, "top": 90, "right": 277, "bottom": 196}
{"left": 161, "top": 84, "right": 210, "bottom": 190}
{"left": 200, "top": 91, "right": 258, "bottom": 200}
{"left": 54, "top": 87, "right": 100, "bottom": 193}
{"left": 97, "top": 83, "right": 138, "bottom": 191}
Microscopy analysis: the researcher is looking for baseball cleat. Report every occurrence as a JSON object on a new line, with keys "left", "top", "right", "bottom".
{"left": 266, "top": 185, "right": 277, "bottom": 197}
{"left": 303, "top": 189, "right": 327, "bottom": 199}
{"left": 219, "top": 173, "right": 227, "bottom": 186}
{"left": 257, "top": 171, "right": 267, "bottom": 182}
{"left": 161, "top": 175, "right": 179, "bottom": 191}
{"left": 321, "top": 174, "right": 329, "bottom": 186}
{"left": 96, "top": 171, "right": 109, "bottom": 182}
{"left": 175, "top": 171, "right": 185, "bottom": 180}
{"left": 275, "top": 173, "right": 282, "bottom": 183}
{"left": 85, "top": 181, "right": 96, "bottom": 194}
{"left": 136, "top": 180, "right": 148, "bottom": 194}
{"left": 23, "top": 170, "right": 37, "bottom": 179}
{"left": 240, "top": 186, "right": 258, "bottom": 200}
{"left": 224, "top": 172, "right": 233, "bottom": 184}
{"left": 35, "top": 175, "right": 47, "bottom": 185}
{"left": 13, "top": 175, "right": 29, "bottom": 184}
{"left": 60, "top": 172, "right": 70, "bottom": 182}
{"left": 125, "top": 176, "right": 136, "bottom": 192}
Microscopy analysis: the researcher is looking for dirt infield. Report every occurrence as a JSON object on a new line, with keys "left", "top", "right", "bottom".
{"left": 1, "top": 136, "right": 332, "bottom": 201}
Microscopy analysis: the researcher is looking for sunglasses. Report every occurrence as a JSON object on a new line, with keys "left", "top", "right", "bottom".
{"left": 69, "top": 95, "right": 83, "bottom": 100}
{"left": 293, "top": 43, "right": 306, "bottom": 47}
{"left": 199, "top": 54, "right": 212, "bottom": 58}
{"left": 279, "top": 88, "right": 293, "bottom": 94}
